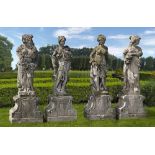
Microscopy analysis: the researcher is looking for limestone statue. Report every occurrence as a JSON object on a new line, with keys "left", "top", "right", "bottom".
{"left": 84, "top": 34, "right": 113, "bottom": 120}
{"left": 116, "top": 35, "right": 145, "bottom": 119}
{"left": 90, "top": 34, "right": 108, "bottom": 94}
{"left": 52, "top": 36, "right": 72, "bottom": 95}
{"left": 17, "top": 34, "right": 38, "bottom": 96}
{"left": 9, "top": 34, "right": 42, "bottom": 123}
{"left": 44, "top": 36, "right": 77, "bottom": 122}
{"left": 123, "top": 35, "right": 142, "bottom": 95}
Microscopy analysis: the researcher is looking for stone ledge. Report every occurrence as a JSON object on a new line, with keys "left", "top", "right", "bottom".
{"left": 44, "top": 95, "right": 77, "bottom": 122}
{"left": 9, "top": 95, "right": 43, "bottom": 123}
{"left": 116, "top": 94, "right": 146, "bottom": 119}
{"left": 84, "top": 94, "right": 114, "bottom": 120}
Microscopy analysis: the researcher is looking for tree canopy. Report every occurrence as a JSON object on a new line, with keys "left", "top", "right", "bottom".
{"left": 0, "top": 35, "right": 13, "bottom": 71}
{"left": 37, "top": 45, "right": 124, "bottom": 70}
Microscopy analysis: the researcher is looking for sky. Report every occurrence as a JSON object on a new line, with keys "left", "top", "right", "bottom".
{"left": 0, "top": 27, "right": 155, "bottom": 69}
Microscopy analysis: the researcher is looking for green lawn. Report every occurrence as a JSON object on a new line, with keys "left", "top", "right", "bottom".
{"left": 0, "top": 104, "right": 155, "bottom": 127}
{"left": 0, "top": 70, "right": 155, "bottom": 127}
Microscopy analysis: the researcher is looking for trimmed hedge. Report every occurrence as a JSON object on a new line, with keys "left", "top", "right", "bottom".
{"left": 0, "top": 71, "right": 155, "bottom": 107}
{"left": 0, "top": 81, "right": 155, "bottom": 107}
{"left": 1, "top": 70, "right": 155, "bottom": 79}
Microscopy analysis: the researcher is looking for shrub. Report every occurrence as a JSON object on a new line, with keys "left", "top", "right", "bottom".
{"left": 141, "top": 81, "right": 155, "bottom": 106}
{"left": 0, "top": 71, "right": 155, "bottom": 107}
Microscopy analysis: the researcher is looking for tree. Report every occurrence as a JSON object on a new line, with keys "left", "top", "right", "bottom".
{"left": 0, "top": 35, "right": 13, "bottom": 71}
{"left": 45, "top": 54, "right": 52, "bottom": 69}
{"left": 144, "top": 56, "right": 154, "bottom": 71}
{"left": 38, "top": 44, "right": 124, "bottom": 70}
{"left": 41, "top": 54, "right": 46, "bottom": 70}
{"left": 153, "top": 58, "right": 155, "bottom": 70}
{"left": 140, "top": 57, "right": 145, "bottom": 70}
{"left": 37, "top": 54, "right": 42, "bottom": 70}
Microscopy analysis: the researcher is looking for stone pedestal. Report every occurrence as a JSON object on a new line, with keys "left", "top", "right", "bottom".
{"left": 116, "top": 95, "right": 145, "bottom": 119}
{"left": 9, "top": 95, "right": 43, "bottom": 123}
{"left": 44, "top": 95, "right": 77, "bottom": 122}
{"left": 84, "top": 94, "right": 114, "bottom": 120}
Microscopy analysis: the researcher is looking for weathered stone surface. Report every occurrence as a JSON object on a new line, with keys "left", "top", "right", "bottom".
{"left": 116, "top": 35, "right": 145, "bottom": 119}
{"left": 44, "top": 95, "right": 77, "bottom": 122}
{"left": 9, "top": 34, "right": 42, "bottom": 123}
{"left": 84, "top": 94, "right": 114, "bottom": 120}
{"left": 16, "top": 34, "right": 38, "bottom": 96}
{"left": 84, "top": 34, "right": 113, "bottom": 120}
{"left": 116, "top": 95, "right": 145, "bottom": 119}
{"left": 9, "top": 95, "right": 42, "bottom": 123}
{"left": 89, "top": 34, "right": 108, "bottom": 93}
{"left": 45, "top": 36, "right": 77, "bottom": 122}
{"left": 52, "top": 36, "right": 71, "bottom": 95}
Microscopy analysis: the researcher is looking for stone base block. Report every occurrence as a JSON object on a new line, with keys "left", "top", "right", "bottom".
{"left": 44, "top": 95, "right": 77, "bottom": 122}
{"left": 9, "top": 95, "right": 43, "bottom": 123}
{"left": 116, "top": 95, "right": 146, "bottom": 119}
{"left": 84, "top": 94, "right": 114, "bottom": 120}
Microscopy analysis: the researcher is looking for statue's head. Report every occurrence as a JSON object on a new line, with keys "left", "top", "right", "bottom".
{"left": 58, "top": 36, "right": 66, "bottom": 46}
{"left": 97, "top": 34, "right": 106, "bottom": 45}
{"left": 22, "top": 34, "right": 34, "bottom": 47}
{"left": 129, "top": 35, "right": 141, "bottom": 46}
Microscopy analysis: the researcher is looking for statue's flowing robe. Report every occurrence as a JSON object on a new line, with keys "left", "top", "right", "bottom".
{"left": 123, "top": 45, "right": 142, "bottom": 94}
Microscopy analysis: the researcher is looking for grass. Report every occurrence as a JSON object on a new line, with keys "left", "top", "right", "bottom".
{"left": 0, "top": 70, "right": 155, "bottom": 126}
{"left": 0, "top": 104, "right": 155, "bottom": 127}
